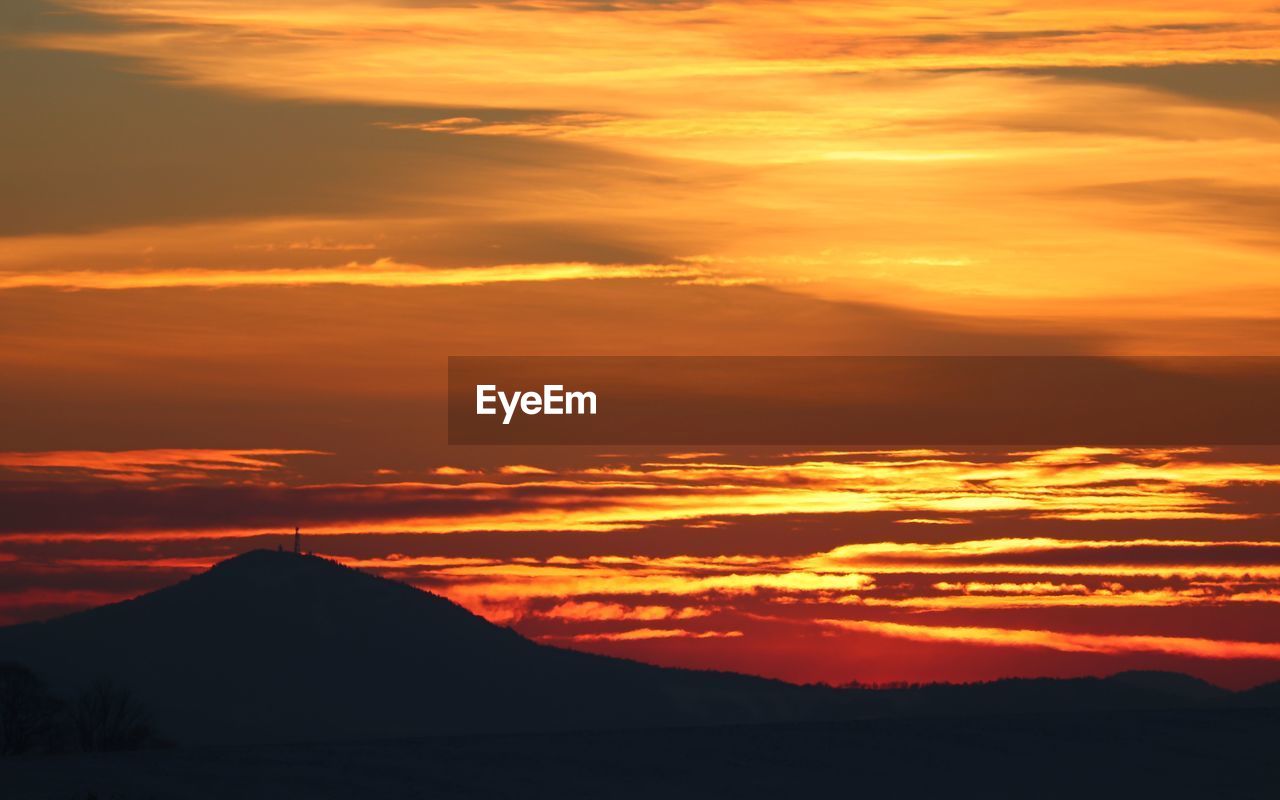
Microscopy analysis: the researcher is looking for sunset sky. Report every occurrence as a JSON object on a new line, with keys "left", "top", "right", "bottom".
{"left": 2, "top": 0, "right": 1279, "bottom": 689}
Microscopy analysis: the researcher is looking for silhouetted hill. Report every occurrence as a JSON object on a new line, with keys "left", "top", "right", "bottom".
{"left": 1230, "top": 680, "right": 1280, "bottom": 708}
{"left": 0, "top": 551, "right": 845, "bottom": 744}
{"left": 1107, "top": 670, "right": 1229, "bottom": 701}
{"left": 0, "top": 551, "right": 1267, "bottom": 748}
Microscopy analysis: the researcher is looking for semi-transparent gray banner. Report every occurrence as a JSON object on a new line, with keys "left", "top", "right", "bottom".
{"left": 448, "top": 356, "right": 1280, "bottom": 445}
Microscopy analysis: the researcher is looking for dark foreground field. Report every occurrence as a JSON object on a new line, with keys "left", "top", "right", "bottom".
{"left": 4, "top": 708, "right": 1279, "bottom": 800}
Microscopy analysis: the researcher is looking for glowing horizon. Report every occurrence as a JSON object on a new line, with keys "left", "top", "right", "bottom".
{"left": 3, "top": 0, "right": 1279, "bottom": 690}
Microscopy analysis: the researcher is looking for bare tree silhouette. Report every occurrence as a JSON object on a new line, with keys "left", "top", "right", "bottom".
{"left": 0, "top": 662, "right": 63, "bottom": 755}
{"left": 73, "top": 678, "right": 153, "bottom": 752}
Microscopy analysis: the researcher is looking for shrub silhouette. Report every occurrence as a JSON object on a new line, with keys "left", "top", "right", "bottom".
{"left": 0, "top": 662, "right": 64, "bottom": 755}
{"left": 73, "top": 678, "right": 154, "bottom": 752}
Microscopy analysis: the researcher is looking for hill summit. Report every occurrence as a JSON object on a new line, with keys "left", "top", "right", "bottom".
{"left": 0, "top": 550, "right": 839, "bottom": 744}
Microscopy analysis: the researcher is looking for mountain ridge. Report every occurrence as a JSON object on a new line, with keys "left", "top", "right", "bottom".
{"left": 1, "top": 549, "right": 1274, "bottom": 746}
{"left": 0, "top": 549, "right": 846, "bottom": 744}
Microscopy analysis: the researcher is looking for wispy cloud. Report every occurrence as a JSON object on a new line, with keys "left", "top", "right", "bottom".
{"left": 0, "top": 260, "right": 703, "bottom": 291}
{"left": 4, "top": 448, "right": 1279, "bottom": 536}
{"left": 546, "top": 628, "right": 744, "bottom": 642}
{"left": 820, "top": 619, "right": 1280, "bottom": 660}
{"left": 537, "top": 600, "right": 711, "bottom": 622}
{"left": 12, "top": 0, "right": 1280, "bottom": 344}
{"left": 0, "top": 448, "right": 326, "bottom": 482}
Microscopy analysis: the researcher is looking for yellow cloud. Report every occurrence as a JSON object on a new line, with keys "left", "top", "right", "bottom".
{"left": 820, "top": 618, "right": 1280, "bottom": 659}
{"left": 0, "top": 259, "right": 700, "bottom": 291}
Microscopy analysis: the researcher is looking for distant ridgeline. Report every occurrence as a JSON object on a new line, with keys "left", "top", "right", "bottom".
{"left": 1, "top": 550, "right": 1277, "bottom": 748}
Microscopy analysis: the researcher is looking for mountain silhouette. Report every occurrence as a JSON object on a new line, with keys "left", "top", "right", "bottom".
{"left": 1105, "top": 670, "right": 1230, "bottom": 701}
{"left": 0, "top": 550, "right": 1272, "bottom": 748}
{"left": 0, "top": 550, "right": 844, "bottom": 744}
{"left": 1230, "top": 679, "right": 1280, "bottom": 708}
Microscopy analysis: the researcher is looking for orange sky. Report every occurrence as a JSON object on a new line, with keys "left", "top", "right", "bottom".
{"left": 1, "top": 0, "right": 1279, "bottom": 688}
